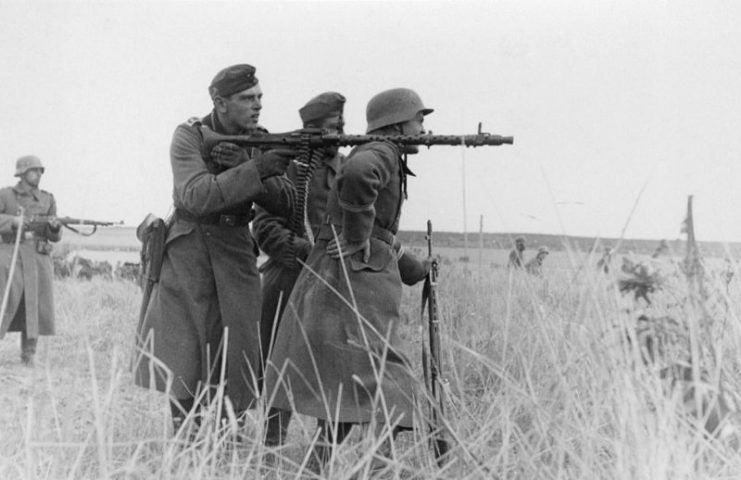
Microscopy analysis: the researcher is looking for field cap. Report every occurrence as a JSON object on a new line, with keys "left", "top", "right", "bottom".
{"left": 299, "top": 92, "right": 346, "bottom": 124}
{"left": 209, "top": 64, "right": 258, "bottom": 99}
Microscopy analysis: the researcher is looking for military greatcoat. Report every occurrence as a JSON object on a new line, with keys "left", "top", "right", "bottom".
{"left": 134, "top": 112, "right": 294, "bottom": 412}
{"left": 252, "top": 152, "right": 343, "bottom": 360}
{"left": 0, "top": 183, "right": 61, "bottom": 339}
{"left": 265, "top": 141, "right": 428, "bottom": 428}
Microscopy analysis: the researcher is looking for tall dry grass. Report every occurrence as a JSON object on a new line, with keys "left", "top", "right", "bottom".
{"left": 0, "top": 250, "right": 740, "bottom": 479}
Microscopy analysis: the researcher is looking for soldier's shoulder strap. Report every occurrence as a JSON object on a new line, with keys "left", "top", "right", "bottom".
{"left": 186, "top": 117, "right": 202, "bottom": 127}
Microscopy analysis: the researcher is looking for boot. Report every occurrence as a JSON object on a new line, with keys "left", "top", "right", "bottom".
{"left": 20, "top": 332, "right": 37, "bottom": 367}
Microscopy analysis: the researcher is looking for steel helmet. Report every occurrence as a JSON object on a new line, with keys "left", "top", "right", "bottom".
{"left": 365, "top": 88, "right": 433, "bottom": 133}
{"left": 15, "top": 155, "right": 45, "bottom": 177}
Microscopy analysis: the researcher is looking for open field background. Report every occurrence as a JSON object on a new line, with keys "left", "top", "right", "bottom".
{"left": 1, "top": 234, "right": 741, "bottom": 479}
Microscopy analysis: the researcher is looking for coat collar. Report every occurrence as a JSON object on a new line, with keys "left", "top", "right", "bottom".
{"left": 13, "top": 181, "right": 40, "bottom": 199}
{"left": 203, "top": 110, "right": 262, "bottom": 135}
{"left": 324, "top": 152, "right": 343, "bottom": 173}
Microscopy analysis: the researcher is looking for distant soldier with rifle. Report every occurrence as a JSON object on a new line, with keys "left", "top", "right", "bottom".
{"left": 251, "top": 92, "right": 347, "bottom": 446}
{"left": 133, "top": 64, "right": 296, "bottom": 435}
{"left": 264, "top": 88, "right": 439, "bottom": 472}
{"left": 0, "top": 155, "right": 61, "bottom": 366}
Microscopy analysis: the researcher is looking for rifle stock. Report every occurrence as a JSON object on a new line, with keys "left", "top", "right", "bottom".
{"left": 422, "top": 219, "right": 451, "bottom": 465}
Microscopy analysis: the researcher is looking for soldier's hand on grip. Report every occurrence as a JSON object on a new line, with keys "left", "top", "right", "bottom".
{"left": 254, "top": 148, "right": 297, "bottom": 179}
{"left": 47, "top": 216, "right": 62, "bottom": 232}
{"left": 422, "top": 255, "right": 436, "bottom": 276}
{"left": 211, "top": 142, "right": 248, "bottom": 169}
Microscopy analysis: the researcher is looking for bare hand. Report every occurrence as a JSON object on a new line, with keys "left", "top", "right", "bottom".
{"left": 327, "top": 234, "right": 370, "bottom": 261}
{"left": 211, "top": 142, "right": 248, "bottom": 169}
{"left": 47, "top": 217, "right": 62, "bottom": 231}
{"left": 422, "top": 255, "right": 435, "bottom": 275}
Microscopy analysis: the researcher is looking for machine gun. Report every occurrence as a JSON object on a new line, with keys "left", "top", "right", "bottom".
{"left": 201, "top": 123, "right": 514, "bottom": 154}
{"left": 26, "top": 216, "right": 123, "bottom": 236}
{"left": 421, "top": 219, "right": 451, "bottom": 466}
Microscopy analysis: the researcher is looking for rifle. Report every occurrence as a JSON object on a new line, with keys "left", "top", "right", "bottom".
{"left": 26, "top": 216, "right": 123, "bottom": 236}
{"left": 201, "top": 123, "right": 514, "bottom": 154}
{"left": 421, "top": 219, "right": 451, "bottom": 466}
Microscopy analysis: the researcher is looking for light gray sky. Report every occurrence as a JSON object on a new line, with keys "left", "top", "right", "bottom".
{"left": 1, "top": 0, "right": 740, "bottom": 241}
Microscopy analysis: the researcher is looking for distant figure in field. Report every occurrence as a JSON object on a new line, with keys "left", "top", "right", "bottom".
{"left": 0, "top": 156, "right": 62, "bottom": 366}
{"left": 525, "top": 246, "right": 549, "bottom": 276}
{"left": 597, "top": 246, "right": 613, "bottom": 273}
{"left": 723, "top": 258, "right": 735, "bottom": 292}
{"left": 651, "top": 239, "right": 669, "bottom": 259}
{"left": 508, "top": 236, "right": 526, "bottom": 269}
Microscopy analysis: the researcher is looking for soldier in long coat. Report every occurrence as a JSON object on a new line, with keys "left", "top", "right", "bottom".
{"left": 253, "top": 92, "right": 346, "bottom": 366}
{"left": 253, "top": 93, "right": 347, "bottom": 446}
{"left": 264, "top": 88, "right": 432, "bottom": 469}
{"left": 133, "top": 64, "right": 296, "bottom": 430}
{"left": 508, "top": 236, "right": 526, "bottom": 269}
{"left": 0, "top": 155, "right": 61, "bottom": 365}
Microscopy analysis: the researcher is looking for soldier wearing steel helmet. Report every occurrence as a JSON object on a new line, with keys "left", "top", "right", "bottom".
{"left": 525, "top": 246, "right": 549, "bottom": 276}
{"left": 0, "top": 155, "right": 62, "bottom": 366}
{"left": 264, "top": 88, "right": 433, "bottom": 471}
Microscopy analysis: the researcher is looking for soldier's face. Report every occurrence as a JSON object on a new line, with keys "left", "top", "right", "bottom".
{"left": 23, "top": 168, "right": 43, "bottom": 188}
{"left": 319, "top": 114, "right": 344, "bottom": 135}
{"left": 217, "top": 84, "right": 263, "bottom": 133}
{"left": 399, "top": 112, "right": 426, "bottom": 154}
{"left": 317, "top": 115, "right": 343, "bottom": 156}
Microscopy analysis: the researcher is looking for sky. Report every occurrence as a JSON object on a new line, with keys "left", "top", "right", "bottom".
{"left": 1, "top": 0, "right": 740, "bottom": 242}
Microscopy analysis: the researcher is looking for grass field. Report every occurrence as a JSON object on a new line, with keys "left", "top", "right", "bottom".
{"left": 1, "top": 247, "right": 740, "bottom": 479}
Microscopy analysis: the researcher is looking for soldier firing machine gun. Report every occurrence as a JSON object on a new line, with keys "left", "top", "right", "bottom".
{"left": 201, "top": 123, "right": 513, "bottom": 152}
{"left": 201, "top": 124, "right": 513, "bottom": 248}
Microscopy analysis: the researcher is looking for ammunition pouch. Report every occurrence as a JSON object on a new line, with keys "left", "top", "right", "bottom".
{"left": 35, "top": 238, "right": 53, "bottom": 255}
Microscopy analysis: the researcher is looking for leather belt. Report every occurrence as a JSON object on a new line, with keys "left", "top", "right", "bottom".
{"left": 316, "top": 224, "right": 395, "bottom": 246}
{"left": 3, "top": 231, "right": 36, "bottom": 244}
{"left": 175, "top": 208, "right": 254, "bottom": 227}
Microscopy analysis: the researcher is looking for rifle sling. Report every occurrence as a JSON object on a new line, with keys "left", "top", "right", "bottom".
{"left": 62, "top": 223, "right": 98, "bottom": 237}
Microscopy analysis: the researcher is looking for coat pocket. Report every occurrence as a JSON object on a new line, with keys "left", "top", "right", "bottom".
{"left": 165, "top": 221, "right": 193, "bottom": 246}
{"left": 348, "top": 237, "right": 394, "bottom": 272}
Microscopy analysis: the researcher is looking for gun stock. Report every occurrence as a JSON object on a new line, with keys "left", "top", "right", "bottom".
{"left": 422, "top": 219, "right": 451, "bottom": 466}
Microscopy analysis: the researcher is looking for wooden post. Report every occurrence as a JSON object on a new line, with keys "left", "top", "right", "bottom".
{"left": 478, "top": 214, "right": 484, "bottom": 272}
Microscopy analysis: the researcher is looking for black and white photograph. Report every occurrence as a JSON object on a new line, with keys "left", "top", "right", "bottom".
{"left": 2, "top": 1, "right": 741, "bottom": 478}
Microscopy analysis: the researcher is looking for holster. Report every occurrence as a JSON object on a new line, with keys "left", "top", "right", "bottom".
{"left": 136, "top": 214, "right": 167, "bottom": 331}
{"left": 35, "top": 238, "right": 53, "bottom": 255}
{"left": 137, "top": 214, "right": 167, "bottom": 288}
